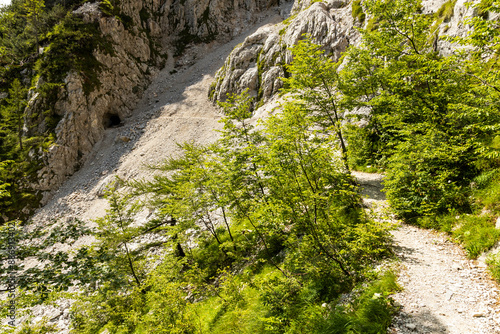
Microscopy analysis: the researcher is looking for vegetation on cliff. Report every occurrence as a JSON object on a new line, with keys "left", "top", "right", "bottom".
{"left": 0, "top": 0, "right": 109, "bottom": 221}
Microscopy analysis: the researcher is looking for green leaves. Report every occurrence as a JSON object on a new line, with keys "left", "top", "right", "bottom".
{"left": 282, "top": 37, "right": 350, "bottom": 171}
{"left": 341, "top": 0, "right": 500, "bottom": 219}
{"left": 362, "top": 0, "right": 433, "bottom": 56}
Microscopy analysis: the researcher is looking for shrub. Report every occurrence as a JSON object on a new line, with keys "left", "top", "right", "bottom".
{"left": 345, "top": 122, "right": 384, "bottom": 171}
{"left": 474, "top": 169, "right": 500, "bottom": 214}
{"left": 384, "top": 136, "right": 473, "bottom": 221}
{"left": 352, "top": 0, "right": 366, "bottom": 23}
{"left": 436, "top": 0, "right": 457, "bottom": 23}
{"left": 487, "top": 253, "right": 500, "bottom": 282}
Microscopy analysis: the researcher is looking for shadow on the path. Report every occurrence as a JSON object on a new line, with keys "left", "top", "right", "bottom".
{"left": 390, "top": 308, "right": 449, "bottom": 333}
{"left": 360, "top": 183, "right": 386, "bottom": 201}
{"left": 392, "top": 244, "right": 420, "bottom": 264}
{"left": 352, "top": 171, "right": 386, "bottom": 201}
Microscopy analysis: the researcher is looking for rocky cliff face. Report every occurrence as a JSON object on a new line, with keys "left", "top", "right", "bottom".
{"left": 32, "top": 0, "right": 279, "bottom": 196}
{"left": 209, "top": 0, "right": 477, "bottom": 107}
{"left": 210, "top": 0, "right": 356, "bottom": 104}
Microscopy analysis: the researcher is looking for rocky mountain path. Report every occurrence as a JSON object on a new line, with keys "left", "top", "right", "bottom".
{"left": 353, "top": 171, "right": 500, "bottom": 334}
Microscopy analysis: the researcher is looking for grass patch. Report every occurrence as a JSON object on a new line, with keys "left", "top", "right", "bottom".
{"left": 416, "top": 214, "right": 455, "bottom": 232}
{"left": 487, "top": 253, "right": 500, "bottom": 281}
{"left": 452, "top": 215, "right": 500, "bottom": 258}
{"left": 352, "top": 0, "right": 366, "bottom": 24}
{"left": 436, "top": 0, "right": 457, "bottom": 23}
{"left": 415, "top": 213, "right": 500, "bottom": 260}
{"left": 474, "top": 169, "right": 500, "bottom": 214}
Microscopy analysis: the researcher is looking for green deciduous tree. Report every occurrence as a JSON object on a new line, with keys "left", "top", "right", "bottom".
{"left": 260, "top": 100, "right": 389, "bottom": 287}
{"left": 94, "top": 183, "right": 144, "bottom": 287}
{"left": 282, "top": 38, "right": 351, "bottom": 172}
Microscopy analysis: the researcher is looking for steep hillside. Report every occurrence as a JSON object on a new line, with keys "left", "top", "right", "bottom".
{"left": 1, "top": 0, "right": 500, "bottom": 332}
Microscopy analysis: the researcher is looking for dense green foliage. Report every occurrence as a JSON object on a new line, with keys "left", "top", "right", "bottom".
{"left": 341, "top": 0, "right": 500, "bottom": 220}
{"left": 341, "top": 0, "right": 500, "bottom": 266}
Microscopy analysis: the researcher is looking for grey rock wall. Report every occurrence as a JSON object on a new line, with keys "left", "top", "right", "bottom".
{"left": 32, "top": 0, "right": 278, "bottom": 194}
{"left": 210, "top": 0, "right": 355, "bottom": 105}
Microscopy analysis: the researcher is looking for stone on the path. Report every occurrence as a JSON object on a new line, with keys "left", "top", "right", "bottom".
{"left": 405, "top": 323, "right": 417, "bottom": 330}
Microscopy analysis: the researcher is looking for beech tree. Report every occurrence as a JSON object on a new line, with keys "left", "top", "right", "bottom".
{"left": 282, "top": 38, "right": 351, "bottom": 172}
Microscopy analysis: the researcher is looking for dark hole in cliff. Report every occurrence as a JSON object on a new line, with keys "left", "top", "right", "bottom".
{"left": 103, "top": 113, "right": 122, "bottom": 128}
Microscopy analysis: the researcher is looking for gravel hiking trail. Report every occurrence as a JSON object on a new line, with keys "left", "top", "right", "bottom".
{"left": 354, "top": 171, "right": 500, "bottom": 334}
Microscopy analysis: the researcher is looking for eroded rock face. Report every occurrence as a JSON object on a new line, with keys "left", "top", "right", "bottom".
{"left": 209, "top": 0, "right": 478, "bottom": 107}
{"left": 210, "top": 0, "right": 355, "bottom": 104}
{"left": 32, "top": 0, "right": 278, "bottom": 194}
{"left": 161, "top": 0, "right": 280, "bottom": 47}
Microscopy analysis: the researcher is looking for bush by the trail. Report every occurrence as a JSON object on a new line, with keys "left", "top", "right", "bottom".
{"left": 383, "top": 135, "right": 473, "bottom": 220}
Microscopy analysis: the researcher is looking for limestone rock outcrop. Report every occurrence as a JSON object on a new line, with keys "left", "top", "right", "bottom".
{"left": 30, "top": 0, "right": 279, "bottom": 195}
{"left": 209, "top": 0, "right": 356, "bottom": 104}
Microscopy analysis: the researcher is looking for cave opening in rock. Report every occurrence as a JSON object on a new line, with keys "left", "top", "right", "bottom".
{"left": 103, "top": 113, "right": 122, "bottom": 128}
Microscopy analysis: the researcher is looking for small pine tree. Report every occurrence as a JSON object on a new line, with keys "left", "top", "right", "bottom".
{"left": 3, "top": 79, "right": 27, "bottom": 151}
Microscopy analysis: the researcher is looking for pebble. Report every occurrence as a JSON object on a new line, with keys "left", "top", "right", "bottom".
{"left": 473, "top": 311, "right": 487, "bottom": 318}
{"left": 117, "top": 136, "right": 131, "bottom": 143}
{"left": 405, "top": 323, "right": 416, "bottom": 330}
